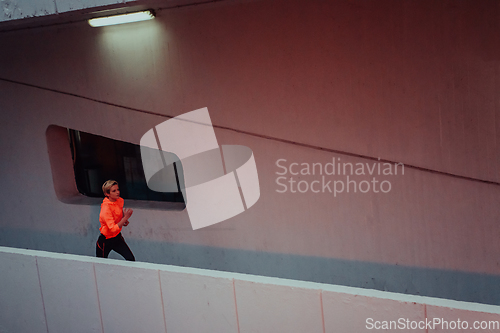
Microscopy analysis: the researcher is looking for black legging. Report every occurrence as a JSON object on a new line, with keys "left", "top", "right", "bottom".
{"left": 96, "top": 233, "right": 135, "bottom": 261}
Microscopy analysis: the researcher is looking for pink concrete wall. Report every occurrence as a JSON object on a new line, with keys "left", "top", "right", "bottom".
{"left": 0, "top": 0, "right": 499, "bottom": 303}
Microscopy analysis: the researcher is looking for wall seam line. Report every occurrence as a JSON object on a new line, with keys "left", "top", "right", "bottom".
{"left": 320, "top": 291, "right": 326, "bottom": 333}
{"left": 0, "top": 76, "right": 498, "bottom": 187}
{"left": 232, "top": 279, "right": 241, "bottom": 333}
{"left": 35, "top": 257, "right": 50, "bottom": 333}
{"left": 424, "top": 304, "right": 428, "bottom": 333}
{"left": 158, "top": 270, "right": 168, "bottom": 333}
{"left": 93, "top": 263, "right": 105, "bottom": 333}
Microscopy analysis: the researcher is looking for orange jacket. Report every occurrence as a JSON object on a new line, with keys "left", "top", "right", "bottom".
{"left": 99, "top": 197, "right": 124, "bottom": 239}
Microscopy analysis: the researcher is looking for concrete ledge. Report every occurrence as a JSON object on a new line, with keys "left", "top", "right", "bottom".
{"left": 160, "top": 271, "right": 238, "bottom": 332}
{"left": 37, "top": 256, "right": 101, "bottom": 333}
{"left": 0, "top": 251, "right": 47, "bottom": 333}
{"left": 1, "top": 246, "right": 499, "bottom": 333}
{"left": 235, "top": 280, "right": 324, "bottom": 333}
{"left": 322, "top": 292, "right": 425, "bottom": 332}
{"left": 94, "top": 261, "right": 166, "bottom": 332}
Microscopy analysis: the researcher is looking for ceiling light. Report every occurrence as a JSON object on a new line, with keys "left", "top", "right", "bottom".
{"left": 88, "top": 10, "right": 155, "bottom": 27}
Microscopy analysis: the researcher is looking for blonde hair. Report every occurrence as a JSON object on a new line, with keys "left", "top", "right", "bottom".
{"left": 102, "top": 180, "right": 118, "bottom": 197}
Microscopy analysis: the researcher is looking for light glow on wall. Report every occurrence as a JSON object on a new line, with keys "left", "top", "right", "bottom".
{"left": 88, "top": 11, "right": 155, "bottom": 27}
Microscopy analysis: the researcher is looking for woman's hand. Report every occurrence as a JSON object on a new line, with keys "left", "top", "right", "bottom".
{"left": 118, "top": 208, "right": 133, "bottom": 228}
{"left": 123, "top": 208, "right": 133, "bottom": 219}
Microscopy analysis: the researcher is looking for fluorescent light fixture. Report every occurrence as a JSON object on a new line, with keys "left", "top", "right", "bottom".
{"left": 88, "top": 10, "right": 155, "bottom": 27}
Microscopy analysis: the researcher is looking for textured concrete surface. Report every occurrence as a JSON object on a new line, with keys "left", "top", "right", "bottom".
{"left": 0, "top": 0, "right": 500, "bottom": 305}
{"left": 1, "top": 247, "right": 500, "bottom": 332}
{"left": 160, "top": 271, "right": 238, "bottom": 333}
{"left": 94, "top": 261, "right": 167, "bottom": 333}
{"left": 235, "top": 280, "right": 324, "bottom": 333}
{"left": 322, "top": 291, "right": 426, "bottom": 332}
{"left": 0, "top": 0, "right": 56, "bottom": 21}
{"left": 37, "top": 256, "right": 102, "bottom": 333}
{"left": 0, "top": 251, "right": 47, "bottom": 333}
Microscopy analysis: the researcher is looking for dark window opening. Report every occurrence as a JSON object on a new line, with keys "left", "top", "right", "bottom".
{"left": 68, "top": 129, "right": 184, "bottom": 203}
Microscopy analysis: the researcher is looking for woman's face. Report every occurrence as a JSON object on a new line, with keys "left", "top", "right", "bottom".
{"left": 107, "top": 184, "right": 120, "bottom": 201}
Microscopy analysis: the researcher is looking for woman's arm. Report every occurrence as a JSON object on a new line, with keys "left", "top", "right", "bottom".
{"left": 121, "top": 208, "right": 133, "bottom": 227}
{"left": 100, "top": 206, "right": 132, "bottom": 231}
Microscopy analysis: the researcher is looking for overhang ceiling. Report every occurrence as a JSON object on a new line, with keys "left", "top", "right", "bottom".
{"left": 0, "top": 0, "right": 226, "bottom": 32}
